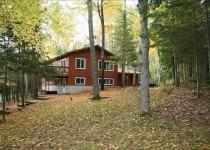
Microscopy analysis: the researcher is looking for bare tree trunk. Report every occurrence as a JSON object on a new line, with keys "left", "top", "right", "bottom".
{"left": 24, "top": 74, "right": 28, "bottom": 98}
{"left": 21, "top": 42, "right": 25, "bottom": 107}
{"left": 121, "top": 64, "right": 126, "bottom": 88}
{"left": 138, "top": 0, "right": 151, "bottom": 116}
{"left": 2, "top": 34, "right": 10, "bottom": 122}
{"left": 96, "top": 0, "right": 106, "bottom": 91}
{"left": 21, "top": 70, "right": 25, "bottom": 107}
{"left": 87, "top": 0, "right": 101, "bottom": 100}
{"left": 121, "top": 0, "right": 126, "bottom": 88}
{"left": 172, "top": 56, "right": 175, "bottom": 85}
{"left": 133, "top": 67, "right": 137, "bottom": 87}
{"left": 2, "top": 43, "right": 7, "bottom": 122}
{"left": 193, "top": 0, "right": 200, "bottom": 98}
{"left": 16, "top": 75, "right": 20, "bottom": 102}
{"left": 32, "top": 73, "right": 38, "bottom": 99}
{"left": 174, "top": 53, "right": 179, "bottom": 87}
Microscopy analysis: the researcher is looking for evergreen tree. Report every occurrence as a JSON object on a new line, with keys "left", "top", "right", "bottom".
{"left": 112, "top": 6, "right": 138, "bottom": 88}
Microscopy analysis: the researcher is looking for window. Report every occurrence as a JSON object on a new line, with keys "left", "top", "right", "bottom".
{"left": 60, "top": 59, "right": 66, "bottom": 73}
{"left": 76, "top": 58, "right": 86, "bottom": 69}
{"left": 60, "top": 59, "right": 66, "bottom": 67}
{"left": 98, "top": 78, "right": 114, "bottom": 85}
{"left": 98, "top": 60, "right": 114, "bottom": 71}
{"left": 75, "top": 77, "right": 85, "bottom": 85}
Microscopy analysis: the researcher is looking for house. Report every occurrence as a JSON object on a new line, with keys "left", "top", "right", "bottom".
{"left": 42, "top": 45, "right": 139, "bottom": 94}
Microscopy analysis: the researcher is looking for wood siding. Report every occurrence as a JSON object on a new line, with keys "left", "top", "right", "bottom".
{"left": 66, "top": 46, "right": 118, "bottom": 86}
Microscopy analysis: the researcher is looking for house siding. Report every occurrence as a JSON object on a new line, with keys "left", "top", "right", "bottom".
{"left": 42, "top": 45, "right": 138, "bottom": 94}
{"left": 67, "top": 46, "right": 118, "bottom": 86}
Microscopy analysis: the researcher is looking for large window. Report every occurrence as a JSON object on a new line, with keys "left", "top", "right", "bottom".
{"left": 76, "top": 58, "right": 86, "bottom": 69}
{"left": 98, "top": 60, "right": 114, "bottom": 71}
{"left": 75, "top": 77, "right": 85, "bottom": 85}
{"left": 98, "top": 78, "right": 114, "bottom": 85}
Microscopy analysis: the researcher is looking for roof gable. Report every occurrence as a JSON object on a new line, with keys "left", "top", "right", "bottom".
{"left": 53, "top": 45, "right": 113, "bottom": 61}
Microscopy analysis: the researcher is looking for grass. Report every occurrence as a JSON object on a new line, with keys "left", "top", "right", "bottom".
{"left": 0, "top": 87, "right": 209, "bottom": 149}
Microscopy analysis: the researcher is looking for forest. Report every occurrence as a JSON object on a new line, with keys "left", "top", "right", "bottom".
{"left": 0, "top": 0, "right": 209, "bottom": 149}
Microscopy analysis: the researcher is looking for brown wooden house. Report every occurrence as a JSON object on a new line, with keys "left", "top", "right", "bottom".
{"left": 42, "top": 45, "right": 139, "bottom": 94}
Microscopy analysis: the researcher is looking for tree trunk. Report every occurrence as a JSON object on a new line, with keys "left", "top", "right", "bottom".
{"left": 2, "top": 53, "right": 7, "bottom": 122}
{"left": 97, "top": 0, "right": 106, "bottom": 91}
{"left": 87, "top": 0, "right": 101, "bottom": 100}
{"left": 121, "top": 64, "right": 126, "bottom": 88}
{"left": 174, "top": 53, "right": 179, "bottom": 87}
{"left": 21, "top": 70, "right": 25, "bottom": 107}
{"left": 121, "top": 0, "right": 126, "bottom": 88}
{"left": 2, "top": 34, "right": 10, "bottom": 122}
{"left": 133, "top": 67, "right": 137, "bottom": 87}
{"left": 172, "top": 56, "right": 175, "bottom": 85}
{"left": 193, "top": 1, "right": 200, "bottom": 98}
{"left": 25, "top": 74, "right": 28, "bottom": 98}
{"left": 32, "top": 73, "right": 38, "bottom": 99}
{"left": 138, "top": 0, "right": 151, "bottom": 116}
{"left": 205, "top": 0, "right": 210, "bottom": 79}
{"left": 16, "top": 76, "right": 20, "bottom": 102}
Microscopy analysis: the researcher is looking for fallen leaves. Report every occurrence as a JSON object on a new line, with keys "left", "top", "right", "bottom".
{"left": 0, "top": 86, "right": 209, "bottom": 149}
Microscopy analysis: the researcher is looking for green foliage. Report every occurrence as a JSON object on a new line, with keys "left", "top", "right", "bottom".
{"left": 149, "top": 0, "right": 208, "bottom": 82}
{"left": 0, "top": 0, "right": 55, "bottom": 109}
{"left": 112, "top": 9, "right": 138, "bottom": 66}
{"left": 149, "top": 50, "right": 160, "bottom": 82}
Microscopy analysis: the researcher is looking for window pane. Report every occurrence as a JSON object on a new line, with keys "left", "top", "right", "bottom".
{"left": 104, "top": 79, "right": 107, "bottom": 84}
{"left": 110, "top": 64, "right": 114, "bottom": 70}
{"left": 110, "top": 79, "right": 113, "bottom": 84}
{"left": 76, "top": 59, "right": 80, "bottom": 68}
{"left": 98, "top": 78, "right": 101, "bottom": 84}
{"left": 81, "top": 78, "right": 84, "bottom": 83}
{"left": 61, "top": 60, "right": 66, "bottom": 67}
{"left": 76, "top": 78, "right": 80, "bottom": 83}
{"left": 81, "top": 60, "right": 84, "bottom": 68}
{"left": 99, "top": 61, "right": 102, "bottom": 70}
{"left": 104, "top": 62, "right": 107, "bottom": 70}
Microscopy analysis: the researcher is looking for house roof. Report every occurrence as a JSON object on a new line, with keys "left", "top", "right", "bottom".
{"left": 53, "top": 45, "right": 113, "bottom": 61}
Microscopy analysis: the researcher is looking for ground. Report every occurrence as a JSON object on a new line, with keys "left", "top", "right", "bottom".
{"left": 0, "top": 86, "right": 209, "bottom": 149}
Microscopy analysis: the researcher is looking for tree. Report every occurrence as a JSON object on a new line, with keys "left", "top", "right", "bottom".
{"left": 138, "top": 0, "right": 151, "bottom": 116}
{"left": 96, "top": 0, "right": 106, "bottom": 91}
{"left": 0, "top": 0, "right": 50, "bottom": 121}
{"left": 44, "top": 2, "right": 75, "bottom": 56}
{"left": 204, "top": 0, "right": 210, "bottom": 78}
{"left": 150, "top": 0, "right": 207, "bottom": 95}
{"left": 112, "top": 0, "right": 138, "bottom": 88}
{"left": 87, "top": 0, "right": 101, "bottom": 100}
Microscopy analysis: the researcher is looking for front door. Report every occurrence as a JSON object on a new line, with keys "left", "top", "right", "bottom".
{"left": 62, "top": 78, "right": 67, "bottom": 94}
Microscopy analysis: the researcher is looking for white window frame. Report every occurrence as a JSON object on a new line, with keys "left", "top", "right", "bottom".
{"left": 98, "top": 60, "right": 114, "bottom": 71}
{"left": 98, "top": 78, "right": 114, "bottom": 85}
{"left": 75, "top": 58, "right": 86, "bottom": 69}
{"left": 75, "top": 77, "right": 86, "bottom": 85}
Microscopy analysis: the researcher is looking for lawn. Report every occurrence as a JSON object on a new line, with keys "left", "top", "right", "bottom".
{"left": 0, "top": 87, "right": 209, "bottom": 149}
